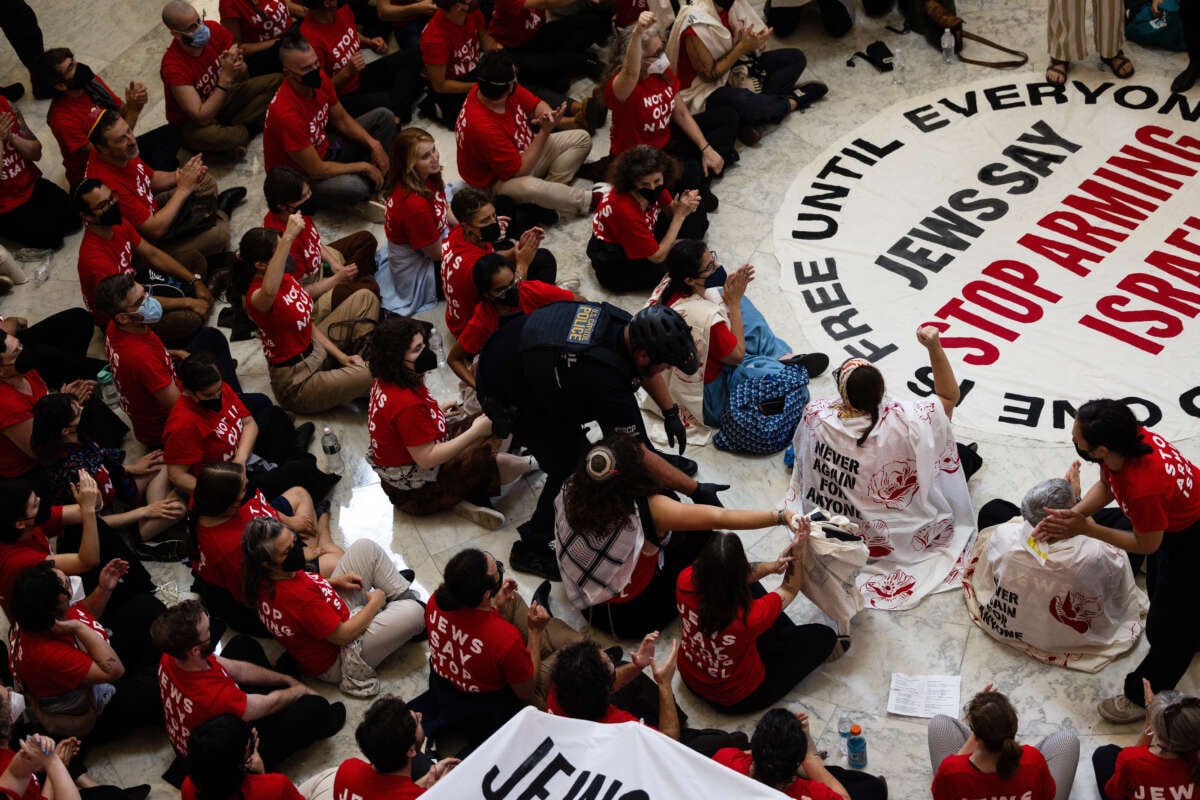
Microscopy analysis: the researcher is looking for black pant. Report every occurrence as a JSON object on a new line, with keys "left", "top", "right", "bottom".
{"left": 17, "top": 308, "right": 105, "bottom": 387}
{"left": 191, "top": 573, "right": 272, "bottom": 637}
{"left": 339, "top": 49, "right": 423, "bottom": 124}
{"left": 0, "top": 0, "right": 43, "bottom": 77}
{"left": 245, "top": 41, "right": 284, "bottom": 77}
{"left": 507, "top": 12, "right": 610, "bottom": 93}
{"left": 100, "top": 591, "right": 167, "bottom": 671}
{"left": 1183, "top": 0, "right": 1200, "bottom": 62}
{"left": 1123, "top": 514, "right": 1200, "bottom": 704}
{"left": 0, "top": 179, "right": 80, "bottom": 250}
{"left": 827, "top": 765, "right": 889, "bottom": 800}
{"left": 701, "top": 584, "right": 836, "bottom": 714}
{"left": 136, "top": 125, "right": 183, "bottom": 173}
{"left": 587, "top": 237, "right": 667, "bottom": 294}
{"left": 58, "top": 518, "right": 157, "bottom": 599}
{"left": 765, "top": 0, "right": 853, "bottom": 37}
{"left": 587, "top": 530, "right": 715, "bottom": 639}
{"left": 412, "top": 670, "right": 523, "bottom": 750}
{"left": 705, "top": 48, "right": 807, "bottom": 126}
{"left": 1092, "top": 743, "right": 1120, "bottom": 800}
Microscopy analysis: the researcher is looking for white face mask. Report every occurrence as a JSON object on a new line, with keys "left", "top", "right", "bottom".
{"left": 647, "top": 53, "right": 670, "bottom": 75}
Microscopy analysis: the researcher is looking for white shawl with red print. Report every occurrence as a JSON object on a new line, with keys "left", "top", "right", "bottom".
{"left": 784, "top": 396, "right": 975, "bottom": 611}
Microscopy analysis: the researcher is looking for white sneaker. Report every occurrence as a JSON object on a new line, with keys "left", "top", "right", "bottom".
{"left": 556, "top": 278, "right": 581, "bottom": 292}
{"left": 1097, "top": 693, "right": 1144, "bottom": 724}
{"left": 0, "top": 246, "right": 26, "bottom": 285}
{"left": 453, "top": 500, "right": 505, "bottom": 530}
{"left": 352, "top": 200, "right": 387, "bottom": 224}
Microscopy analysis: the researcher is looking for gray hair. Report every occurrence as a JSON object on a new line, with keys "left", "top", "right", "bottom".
{"left": 1020, "top": 478, "right": 1074, "bottom": 525}
{"left": 1147, "top": 690, "right": 1200, "bottom": 770}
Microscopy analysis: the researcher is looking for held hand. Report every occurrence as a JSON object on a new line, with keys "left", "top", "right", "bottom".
{"left": 284, "top": 211, "right": 307, "bottom": 240}
{"left": 915, "top": 325, "right": 942, "bottom": 350}
{"left": 350, "top": 51, "right": 367, "bottom": 72}
{"left": 650, "top": 638, "right": 679, "bottom": 686}
{"left": 527, "top": 601, "right": 550, "bottom": 632}
{"left": 186, "top": 298, "right": 212, "bottom": 317}
{"left": 367, "top": 37, "right": 388, "bottom": 54}
{"left": 689, "top": 482, "right": 729, "bottom": 507}
{"left": 71, "top": 469, "right": 100, "bottom": 512}
{"left": 98, "top": 558, "right": 130, "bottom": 591}
{"left": 493, "top": 577, "right": 518, "bottom": 612}
{"left": 516, "top": 226, "right": 543, "bottom": 258}
{"left": 635, "top": 10, "right": 656, "bottom": 29}
{"left": 369, "top": 144, "right": 389, "bottom": 175}
{"left": 344, "top": 354, "right": 366, "bottom": 368}
{"left": 144, "top": 497, "right": 186, "bottom": 520}
{"left": 54, "top": 737, "right": 80, "bottom": 766}
{"left": 334, "top": 263, "right": 359, "bottom": 283}
{"left": 364, "top": 163, "right": 385, "bottom": 191}
{"left": 126, "top": 81, "right": 149, "bottom": 109}
{"left": 631, "top": 631, "right": 659, "bottom": 668}
{"left": 62, "top": 379, "right": 95, "bottom": 403}
{"left": 18, "top": 735, "right": 56, "bottom": 771}
{"left": 366, "top": 588, "right": 387, "bottom": 608}
{"left": 543, "top": 101, "right": 567, "bottom": 128}
{"left": 219, "top": 47, "right": 240, "bottom": 76}
{"left": 177, "top": 155, "right": 205, "bottom": 192}
{"left": 722, "top": 263, "right": 753, "bottom": 302}
{"left": 671, "top": 190, "right": 701, "bottom": 217}
{"left": 333, "top": 572, "right": 366, "bottom": 592}
{"left": 700, "top": 145, "right": 724, "bottom": 177}
{"left": 1032, "top": 507, "right": 1088, "bottom": 542}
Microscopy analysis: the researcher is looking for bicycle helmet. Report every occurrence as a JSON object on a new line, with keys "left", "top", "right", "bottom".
{"left": 627, "top": 304, "right": 700, "bottom": 375}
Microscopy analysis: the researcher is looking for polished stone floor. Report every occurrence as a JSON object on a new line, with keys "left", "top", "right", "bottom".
{"left": 1, "top": 1, "right": 1197, "bottom": 797}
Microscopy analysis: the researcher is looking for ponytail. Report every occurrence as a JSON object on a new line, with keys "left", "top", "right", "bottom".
{"left": 995, "top": 738, "right": 1022, "bottom": 780}
{"left": 856, "top": 406, "right": 879, "bottom": 447}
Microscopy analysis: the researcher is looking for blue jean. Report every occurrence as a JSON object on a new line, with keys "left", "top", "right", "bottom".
{"left": 704, "top": 47, "right": 807, "bottom": 126}
{"left": 307, "top": 108, "right": 397, "bottom": 210}
{"left": 703, "top": 295, "right": 792, "bottom": 425}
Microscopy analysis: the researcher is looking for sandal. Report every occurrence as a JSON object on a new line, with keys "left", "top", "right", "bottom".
{"left": 1100, "top": 49, "right": 1135, "bottom": 79}
{"left": 1045, "top": 58, "right": 1068, "bottom": 86}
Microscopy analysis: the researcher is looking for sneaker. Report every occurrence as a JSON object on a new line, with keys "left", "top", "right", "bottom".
{"left": 556, "top": 278, "right": 581, "bottom": 293}
{"left": 135, "top": 537, "right": 188, "bottom": 563}
{"left": 781, "top": 352, "right": 830, "bottom": 378}
{"left": 737, "top": 124, "right": 763, "bottom": 146}
{"left": 509, "top": 539, "right": 561, "bottom": 581}
{"left": 0, "top": 276, "right": 13, "bottom": 296}
{"left": 352, "top": 200, "right": 388, "bottom": 224}
{"left": 452, "top": 500, "right": 505, "bottom": 530}
{"left": 792, "top": 81, "right": 830, "bottom": 112}
{"left": 1098, "top": 694, "right": 1144, "bottom": 723}
{"left": 0, "top": 83, "right": 23, "bottom": 102}
{"left": 324, "top": 701, "right": 348, "bottom": 737}
{"left": 577, "top": 156, "right": 611, "bottom": 183}
{"left": 590, "top": 182, "right": 612, "bottom": 213}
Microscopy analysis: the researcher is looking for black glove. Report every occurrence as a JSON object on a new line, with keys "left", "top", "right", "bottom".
{"left": 663, "top": 404, "right": 687, "bottom": 455}
{"left": 689, "top": 482, "right": 729, "bottom": 507}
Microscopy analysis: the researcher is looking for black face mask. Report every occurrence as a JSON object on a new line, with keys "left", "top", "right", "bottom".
{"left": 68, "top": 63, "right": 95, "bottom": 91}
{"left": 299, "top": 69, "right": 323, "bottom": 89}
{"left": 714, "top": 0, "right": 734, "bottom": 9}
{"left": 198, "top": 397, "right": 223, "bottom": 413}
{"left": 1075, "top": 444, "right": 1103, "bottom": 464}
{"left": 413, "top": 346, "right": 438, "bottom": 374}
{"left": 477, "top": 222, "right": 502, "bottom": 243}
{"left": 497, "top": 286, "right": 520, "bottom": 307}
{"left": 704, "top": 265, "right": 728, "bottom": 288}
{"left": 98, "top": 205, "right": 122, "bottom": 227}
{"left": 635, "top": 186, "right": 660, "bottom": 204}
{"left": 280, "top": 538, "right": 307, "bottom": 572}
{"left": 198, "top": 637, "right": 217, "bottom": 657}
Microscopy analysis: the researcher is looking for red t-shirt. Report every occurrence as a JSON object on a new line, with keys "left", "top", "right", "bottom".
{"left": 676, "top": 567, "right": 781, "bottom": 705}
{"left": 367, "top": 381, "right": 446, "bottom": 469}
{"left": 1105, "top": 745, "right": 1197, "bottom": 800}
{"left": 592, "top": 188, "right": 668, "bottom": 260}
{"left": 195, "top": 490, "right": 278, "bottom": 600}
{"left": 545, "top": 689, "right": 641, "bottom": 724}
{"left": 0, "top": 750, "right": 41, "bottom": 800}
{"left": 263, "top": 72, "right": 338, "bottom": 172}
{"left": 1104, "top": 427, "right": 1200, "bottom": 533}
{"left": 263, "top": 211, "right": 323, "bottom": 283}
{"left": 605, "top": 70, "right": 679, "bottom": 157}
{"left": 105, "top": 322, "right": 179, "bottom": 446}
{"left": 12, "top": 602, "right": 107, "bottom": 699}
{"left": 385, "top": 179, "right": 447, "bottom": 250}
{"left": 334, "top": 758, "right": 425, "bottom": 800}
{"left": 425, "top": 593, "right": 533, "bottom": 693}
{"left": 85, "top": 153, "right": 157, "bottom": 229}
{"left": 256, "top": 571, "right": 348, "bottom": 676}
{"left": 931, "top": 747, "right": 1056, "bottom": 800}
{"left": 161, "top": 21, "right": 235, "bottom": 126}
{"left": 182, "top": 773, "right": 303, "bottom": 800}
{"left": 220, "top": 0, "right": 293, "bottom": 44}
{"left": 661, "top": 291, "right": 735, "bottom": 382}
{"left": 487, "top": 0, "right": 544, "bottom": 47}
{"left": 454, "top": 84, "right": 540, "bottom": 187}
{"left": 77, "top": 220, "right": 140, "bottom": 323}
{"left": 47, "top": 78, "right": 123, "bottom": 186}
{"left": 0, "top": 506, "right": 60, "bottom": 617}
{"left": 0, "top": 98, "right": 40, "bottom": 214}
{"left": 420, "top": 10, "right": 484, "bottom": 78}
{"left": 301, "top": 6, "right": 362, "bottom": 94}
{"left": 246, "top": 274, "right": 314, "bottom": 364}
{"left": 158, "top": 653, "right": 248, "bottom": 755}
{"left": 457, "top": 280, "right": 572, "bottom": 354}
{"left": 713, "top": 749, "right": 842, "bottom": 800}
{"left": 0, "top": 370, "right": 48, "bottom": 477}
{"left": 440, "top": 225, "right": 492, "bottom": 337}
{"left": 163, "top": 383, "right": 249, "bottom": 476}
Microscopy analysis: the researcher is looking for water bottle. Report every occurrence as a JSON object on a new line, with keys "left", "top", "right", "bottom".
{"left": 941, "top": 28, "right": 955, "bottom": 63}
{"left": 890, "top": 46, "right": 905, "bottom": 86}
{"left": 783, "top": 443, "right": 795, "bottom": 470}
{"left": 15, "top": 248, "right": 51, "bottom": 288}
{"left": 96, "top": 368, "right": 120, "bottom": 409}
{"left": 428, "top": 326, "right": 446, "bottom": 367}
{"left": 847, "top": 724, "right": 868, "bottom": 769}
{"left": 320, "top": 426, "right": 343, "bottom": 475}
{"left": 837, "top": 711, "right": 853, "bottom": 754}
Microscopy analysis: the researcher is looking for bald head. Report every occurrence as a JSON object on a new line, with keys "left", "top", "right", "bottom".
{"left": 162, "top": 0, "right": 195, "bottom": 29}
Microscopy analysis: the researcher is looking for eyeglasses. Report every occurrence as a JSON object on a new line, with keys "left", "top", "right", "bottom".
{"left": 698, "top": 251, "right": 718, "bottom": 276}
{"left": 488, "top": 279, "right": 518, "bottom": 300}
{"left": 90, "top": 191, "right": 119, "bottom": 215}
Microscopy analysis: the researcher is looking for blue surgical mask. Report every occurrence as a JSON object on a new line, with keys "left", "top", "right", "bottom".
{"left": 186, "top": 23, "right": 212, "bottom": 48}
{"left": 137, "top": 296, "right": 164, "bottom": 325}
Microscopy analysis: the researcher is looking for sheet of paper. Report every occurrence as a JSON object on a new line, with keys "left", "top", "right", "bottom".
{"left": 1023, "top": 534, "right": 1050, "bottom": 565}
{"left": 886, "top": 673, "right": 962, "bottom": 718}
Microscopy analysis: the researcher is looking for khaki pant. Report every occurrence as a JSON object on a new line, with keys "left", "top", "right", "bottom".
{"left": 267, "top": 288, "right": 378, "bottom": 413}
{"left": 153, "top": 173, "right": 229, "bottom": 261}
{"left": 1048, "top": 0, "right": 1124, "bottom": 61}
{"left": 493, "top": 130, "right": 593, "bottom": 215}
{"left": 180, "top": 73, "right": 282, "bottom": 156}
{"left": 499, "top": 593, "right": 584, "bottom": 708}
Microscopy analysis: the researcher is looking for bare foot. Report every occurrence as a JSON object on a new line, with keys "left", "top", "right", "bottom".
{"left": 1064, "top": 459, "right": 1081, "bottom": 498}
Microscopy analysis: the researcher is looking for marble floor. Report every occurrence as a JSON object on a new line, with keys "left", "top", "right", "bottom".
{"left": 2, "top": 0, "right": 1199, "bottom": 797}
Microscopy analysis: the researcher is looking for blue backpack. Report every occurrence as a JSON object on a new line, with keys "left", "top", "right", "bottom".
{"left": 1125, "top": 0, "right": 1186, "bottom": 51}
{"left": 714, "top": 365, "right": 811, "bottom": 455}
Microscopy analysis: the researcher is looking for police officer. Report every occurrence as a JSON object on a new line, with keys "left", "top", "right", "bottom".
{"left": 477, "top": 301, "right": 728, "bottom": 579}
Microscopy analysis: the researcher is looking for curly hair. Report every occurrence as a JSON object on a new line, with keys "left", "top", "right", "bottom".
{"left": 607, "top": 144, "right": 680, "bottom": 195}
{"left": 549, "top": 641, "right": 614, "bottom": 721}
{"left": 561, "top": 433, "right": 661, "bottom": 543}
{"left": 368, "top": 315, "right": 426, "bottom": 389}
{"left": 750, "top": 709, "right": 808, "bottom": 790}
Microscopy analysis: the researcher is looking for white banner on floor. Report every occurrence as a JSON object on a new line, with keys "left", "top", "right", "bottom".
{"left": 774, "top": 77, "right": 1200, "bottom": 441}
{"left": 422, "top": 707, "right": 786, "bottom": 799}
